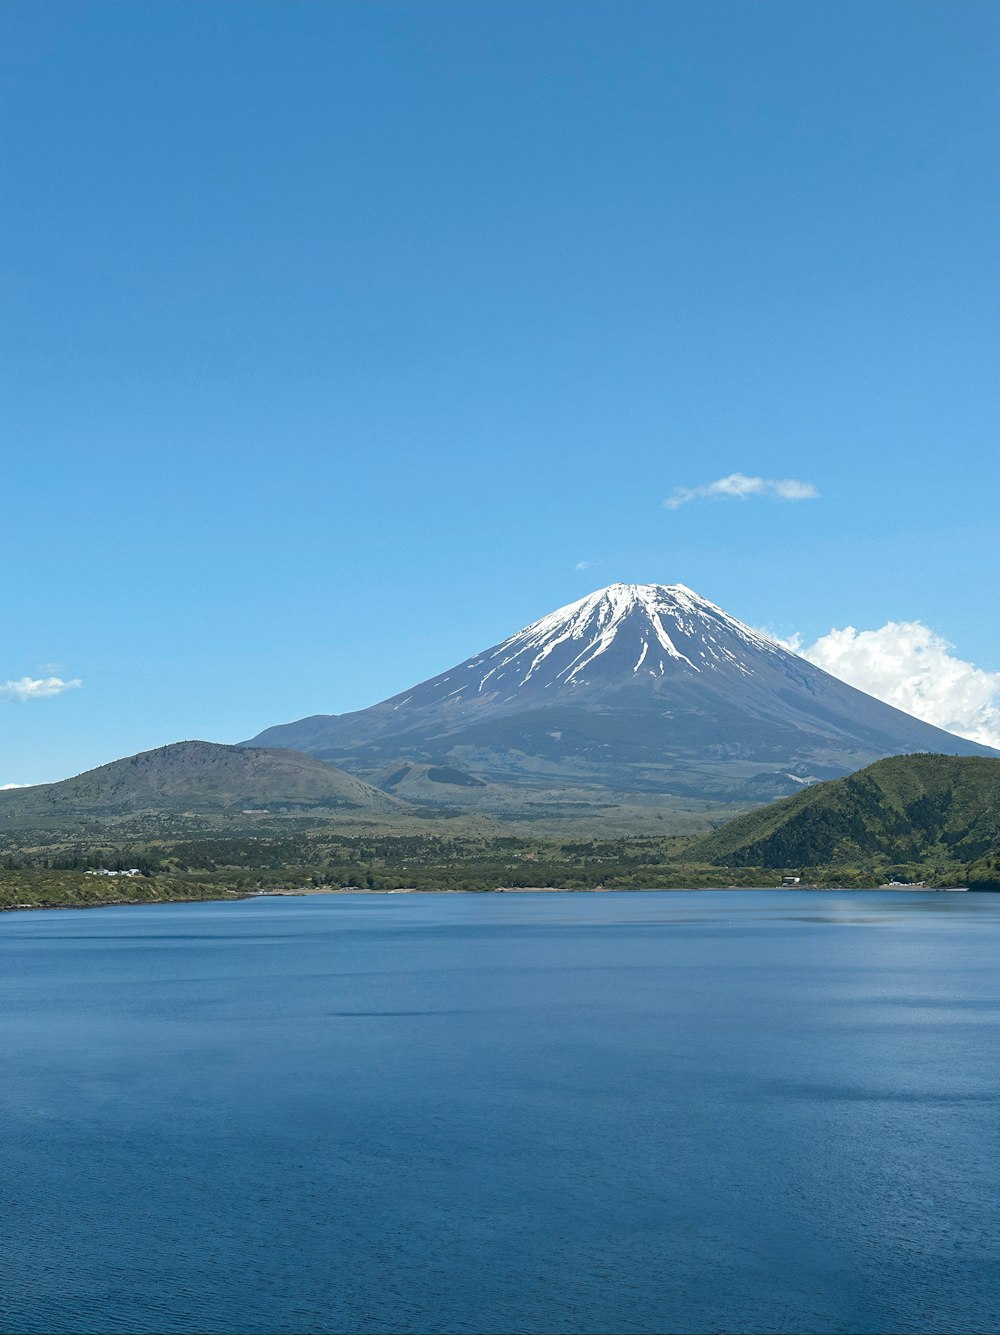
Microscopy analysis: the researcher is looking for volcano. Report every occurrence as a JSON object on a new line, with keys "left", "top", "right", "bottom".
{"left": 246, "top": 584, "right": 995, "bottom": 816}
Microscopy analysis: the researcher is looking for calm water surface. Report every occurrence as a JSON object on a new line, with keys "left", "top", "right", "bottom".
{"left": 2, "top": 889, "right": 997, "bottom": 1334}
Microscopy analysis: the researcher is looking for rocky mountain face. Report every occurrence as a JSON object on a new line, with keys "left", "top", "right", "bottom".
{"left": 246, "top": 583, "right": 995, "bottom": 816}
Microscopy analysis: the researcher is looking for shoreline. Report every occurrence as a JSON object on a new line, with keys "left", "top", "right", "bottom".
{"left": 0, "top": 882, "right": 979, "bottom": 915}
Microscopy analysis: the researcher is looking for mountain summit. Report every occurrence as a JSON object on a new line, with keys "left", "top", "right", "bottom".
{"left": 247, "top": 583, "right": 995, "bottom": 818}
{"left": 0, "top": 741, "right": 411, "bottom": 830}
{"left": 392, "top": 583, "right": 792, "bottom": 702}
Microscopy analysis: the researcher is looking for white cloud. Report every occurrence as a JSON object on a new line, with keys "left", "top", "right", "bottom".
{"left": 575, "top": 560, "right": 595, "bottom": 572}
{"left": 0, "top": 782, "right": 32, "bottom": 790}
{"left": 0, "top": 676, "right": 82, "bottom": 702}
{"left": 769, "top": 621, "right": 1000, "bottom": 750}
{"left": 762, "top": 629, "right": 804, "bottom": 654}
{"left": 666, "top": 472, "right": 819, "bottom": 510}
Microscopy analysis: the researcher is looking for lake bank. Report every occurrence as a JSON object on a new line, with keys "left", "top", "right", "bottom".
{"left": 1, "top": 878, "right": 983, "bottom": 914}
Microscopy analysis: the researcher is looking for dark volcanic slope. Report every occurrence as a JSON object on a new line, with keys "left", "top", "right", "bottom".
{"left": 247, "top": 584, "right": 995, "bottom": 804}
{"left": 688, "top": 754, "right": 1000, "bottom": 867}
{"left": 0, "top": 741, "right": 411, "bottom": 826}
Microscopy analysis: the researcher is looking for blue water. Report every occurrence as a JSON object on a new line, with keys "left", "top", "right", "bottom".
{"left": 1, "top": 890, "right": 997, "bottom": 1334}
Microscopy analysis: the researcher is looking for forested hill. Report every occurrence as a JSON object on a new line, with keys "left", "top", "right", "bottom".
{"left": 0, "top": 741, "right": 413, "bottom": 827}
{"left": 688, "top": 755, "right": 1000, "bottom": 869}
{"left": 966, "top": 851, "right": 1000, "bottom": 891}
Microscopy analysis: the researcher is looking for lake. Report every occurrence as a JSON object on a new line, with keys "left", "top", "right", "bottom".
{"left": 1, "top": 889, "right": 997, "bottom": 1334}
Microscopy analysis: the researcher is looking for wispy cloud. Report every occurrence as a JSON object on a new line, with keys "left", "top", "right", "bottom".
{"left": 765, "top": 621, "right": 1000, "bottom": 750}
{"left": 665, "top": 473, "right": 819, "bottom": 510}
{"left": 0, "top": 676, "right": 82, "bottom": 702}
{"left": 575, "top": 560, "right": 596, "bottom": 572}
{"left": 0, "top": 782, "right": 32, "bottom": 790}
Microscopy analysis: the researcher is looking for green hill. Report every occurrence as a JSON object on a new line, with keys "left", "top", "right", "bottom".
{"left": 0, "top": 741, "right": 414, "bottom": 829}
{"left": 966, "top": 851, "right": 1000, "bottom": 891}
{"left": 688, "top": 754, "right": 1000, "bottom": 870}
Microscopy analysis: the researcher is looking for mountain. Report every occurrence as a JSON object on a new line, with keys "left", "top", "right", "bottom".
{"left": 246, "top": 583, "right": 995, "bottom": 821}
{"left": 0, "top": 741, "right": 413, "bottom": 829}
{"left": 687, "top": 754, "right": 1000, "bottom": 868}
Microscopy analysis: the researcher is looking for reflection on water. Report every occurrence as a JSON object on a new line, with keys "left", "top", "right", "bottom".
{"left": 1, "top": 889, "right": 997, "bottom": 1335}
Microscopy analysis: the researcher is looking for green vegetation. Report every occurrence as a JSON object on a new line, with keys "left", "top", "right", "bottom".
{"left": 1, "top": 828, "right": 994, "bottom": 914}
{"left": 966, "top": 851, "right": 1000, "bottom": 892}
{"left": 0, "top": 739, "right": 746, "bottom": 838}
{"left": 688, "top": 754, "right": 1000, "bottom": 872}
{"left": 0, "top": 832, "right": 767, "bottom": 909}
{"left": 3, "top": 753, "right": 998, "bottom": 912}
{"left": 0, "top": 868, "right": 246, "bottom": 912}
{"left": 0, "top": 741, "right": 412, "bottom": 829}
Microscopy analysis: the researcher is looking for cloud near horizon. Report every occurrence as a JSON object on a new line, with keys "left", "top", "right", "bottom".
{"left": 768, "top": 621, "right": 1000, "bottom": 750}
{"left": 0, "top": 675, "right": 82, "bottom": 702}
{"left": 666, "top": 472, "right": 819, "bottom": 510}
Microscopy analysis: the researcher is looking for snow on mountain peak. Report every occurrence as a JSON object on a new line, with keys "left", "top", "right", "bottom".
{"left": 460, "top": 582, "right": 785, "bottom": 698}
{"left": 247, "top": 580, "right": 997, "bottom": 794}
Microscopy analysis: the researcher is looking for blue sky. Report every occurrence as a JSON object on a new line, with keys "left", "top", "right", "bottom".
{"left": 2, "top": 1, "right": 998, "bottom": 783}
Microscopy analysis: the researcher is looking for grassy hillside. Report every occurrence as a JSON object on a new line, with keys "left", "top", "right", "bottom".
{"left": 0, "top": 741, "right": 414, "bottom": 829}
{"left": 688, "top": 754, "right": 1000, "bottom": 869}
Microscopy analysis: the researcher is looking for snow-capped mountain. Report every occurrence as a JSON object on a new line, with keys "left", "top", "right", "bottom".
{"left": 246, "top": 583, "right": 995, "bottom": 814}
{"left": 381, "top": 583, "right": 789, "bottom": 703}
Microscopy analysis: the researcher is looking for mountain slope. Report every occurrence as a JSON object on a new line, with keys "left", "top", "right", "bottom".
{"left": 0, "top": 741, "right": 413, "bottom": 828}
{"left": 687, "top": 754, "right": 1000, "bottom": 867}
{"left": 246, "top": 584, "right": 994, "bottom": 817}
{"left": 966, "top": 851, "right": 1000, "bottom": 891}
